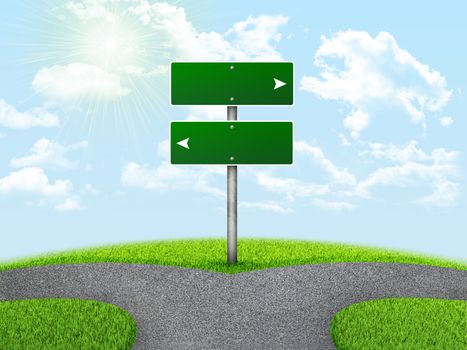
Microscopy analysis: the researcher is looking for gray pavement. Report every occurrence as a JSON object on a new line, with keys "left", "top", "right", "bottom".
{"left": 0, "top": 263, "right": 466, "bottom": 349}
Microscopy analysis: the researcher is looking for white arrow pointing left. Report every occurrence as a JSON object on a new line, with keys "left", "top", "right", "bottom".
{"left": 274, "top": 78, "right": 286, "bottom": 90}
{"left": 177, "top": 137, "right": 190, "bottom": 149}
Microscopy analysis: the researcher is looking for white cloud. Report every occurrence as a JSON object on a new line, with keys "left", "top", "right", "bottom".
{"left": 146, "top": 65, "right": 169, "bottom": 76}
{"left": 300, "top": 30, "right": 451, "bottom": 138}
{"left": 295, "top": 141, "right": 356, "bottom": 185}
{"left": 254, "top": 147, "right": 356, "bottom": 208}
{"left": 49, "top": 2, "right": 287, "bottom": 108}
{"left": 350, "top": 141, "right": 461, "bottom": 206}
{"left": 360, "top": 140, "right": 430, "bottom": 163}
{"left": 360, "top": 140, "right": 458, "bottom": 164}
{"left": 121, "top": 161, "right": 185, "bottom": 190}
{"left": 343, "top": 110, "right": 370, "bottom": 139}
{"left": 69, "top": 140, "right": 88, "bottom": 150}
{"left": 0, "top": 168, "right": 87, "bottom": 212}
{"left": 85, "top": 163, "right": 93, "bottom": 172}
{"left": 84, "top": 183, "right": 98, "bottom": 195}
{"left": 439, "top": 115, "right": 454, "bottom": 128}
{"left": 225, "top": 15, "right": 289, "bottom": 61}
{"left": 121, "top": 162, "right": 225, "bottom": 198}
{"left": 0, "top": 99, "right": 59, "bottom": 129}
{"left": 123, "top": 138, "right": 225, "bottom": 199}
{"left": 156, "top": 139, "right": 170, "bottom": 159}
{"left": 313, "top": 198, "right": 354, "bottom": 210}
{"left": 0, "top": 168, "right": 72, "bottom": 197}
{"left": 139, "top": 141, "right": 350, "bottom": 209}
{"left": 65, "top": 1, "right": 115, "bottom": 23}
{"left": 415, "top": 180, "right": 461, "bottom": 207}
{"left": 256, "top": 172, "right": 329, "bottom": 202}
{"left": 259, "top": 140, "right": 461, "bottom": 209}
{"left": 122, "top": 64, "right": 145, "bottom": 77}
{"left": 54, "top": 198, "right": 85, "bottom": 212}
{"left": 338, "top": 133, "right": 351, "bottom": 147}
{"left": 127, "top": 136, "right": 461, "bottom": 211}
{"left": 239, "top": 200, "right": 292, "bottom": 214}
{"left": 128, "top": 3, "right": 287, "bottom": 61}
{"left": 10, "top": 138, "right": 88, "bottom": 170}
{"left": 33, "top": 63, "right": 130, "bottom": 103}
{"left": 355, "top": 142, "right": 460, "bottom": 204}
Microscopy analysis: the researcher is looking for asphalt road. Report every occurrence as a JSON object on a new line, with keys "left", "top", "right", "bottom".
{"left": 1, "top": 263, "right": 466, "bottom": 349}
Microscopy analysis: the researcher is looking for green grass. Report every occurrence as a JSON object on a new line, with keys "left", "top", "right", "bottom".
{"left": 1, "top": 238, "right": 465, "bottom": 273}
{"left": 331, "top": 298, "right": 467, "bottom": 350}
{"left": 0, "top": 299, "right": 136, "bottom": 350}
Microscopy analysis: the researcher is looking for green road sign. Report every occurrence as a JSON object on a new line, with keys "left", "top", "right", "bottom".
{"left": 171, "top": 121, "right": 293, "bottom": 165}
{"left": 171, "top": 62, "right": 293, "bottom": 105}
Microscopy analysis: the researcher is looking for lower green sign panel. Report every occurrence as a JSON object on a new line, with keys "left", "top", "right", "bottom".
{"left": 171, "top": 121, "right": 293, "bottom": 165}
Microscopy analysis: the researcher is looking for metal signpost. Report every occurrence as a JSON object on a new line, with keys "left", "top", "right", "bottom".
{"left": 227, "top": 106, "right": 237, "bottom": 264}
{"left": 170, "top": 62, "right": 294, "bottom": 264}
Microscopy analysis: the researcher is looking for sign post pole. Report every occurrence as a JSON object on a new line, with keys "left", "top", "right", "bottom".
{"left": 227, "top": 106, "right": 237, "bottom": 264}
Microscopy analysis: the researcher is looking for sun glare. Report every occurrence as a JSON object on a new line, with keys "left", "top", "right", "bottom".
{"left": 20, "top": 1, "right": 188, "bottom": 141}
{"left": 103, "top": 38, "right": 117, "bottom": 53}
{"left": 78, "top": 19, "right": 141, "bottom": 71}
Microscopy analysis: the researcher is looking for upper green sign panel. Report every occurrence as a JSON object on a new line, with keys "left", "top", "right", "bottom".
{"left": 171, "top": 62, "right": 294, "bottom": 105}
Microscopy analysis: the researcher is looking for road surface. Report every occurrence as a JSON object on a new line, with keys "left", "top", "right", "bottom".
{"left": 1, "top": 263, "right": 466, "bottom": 349}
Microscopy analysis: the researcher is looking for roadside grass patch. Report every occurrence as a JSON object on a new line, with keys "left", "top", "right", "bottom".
{"left": 1, "top": 239, "right": 465, "bottom": 273}
{"left": 0, "top": 299, "right": 136, "bottom": 350}
{"left": 331, "top": 298, "right": 467, "bottom": 350}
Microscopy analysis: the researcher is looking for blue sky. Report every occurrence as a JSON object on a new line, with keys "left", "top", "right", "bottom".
{"left": 0, "top": 0, "right": 465, "bottom": 261}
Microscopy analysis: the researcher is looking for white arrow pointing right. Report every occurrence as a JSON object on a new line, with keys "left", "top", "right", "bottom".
{"left": 274, "top": 78, "right": 286, "bottom": 90}
{"left": 177, "top": 137, "right": 190, "bottom": 149}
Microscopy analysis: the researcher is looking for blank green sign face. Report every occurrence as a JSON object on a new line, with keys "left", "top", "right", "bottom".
{"left": 171, "top": 62, "right": 293, "bottom": 105}
{"left": 171, "top": 121, "right": 293, "bottom": 165}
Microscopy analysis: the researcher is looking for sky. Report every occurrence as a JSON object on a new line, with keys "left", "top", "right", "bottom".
{"left": 0, "top": 0, "right": 466, "bottom": 261}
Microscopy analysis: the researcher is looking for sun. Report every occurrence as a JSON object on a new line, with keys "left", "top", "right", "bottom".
{"left": 21, "top": 1, "right": 173, "bottom": 141}
{"left": 103, "top": 38, "right": 117, "bottom": 54}
{"left": 77, "top": 19, "right": 142, "bottom": 72}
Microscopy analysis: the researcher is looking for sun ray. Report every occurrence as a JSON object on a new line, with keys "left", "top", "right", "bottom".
{"left": 5, "top": 0, "right": 207, "bottom": 150}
